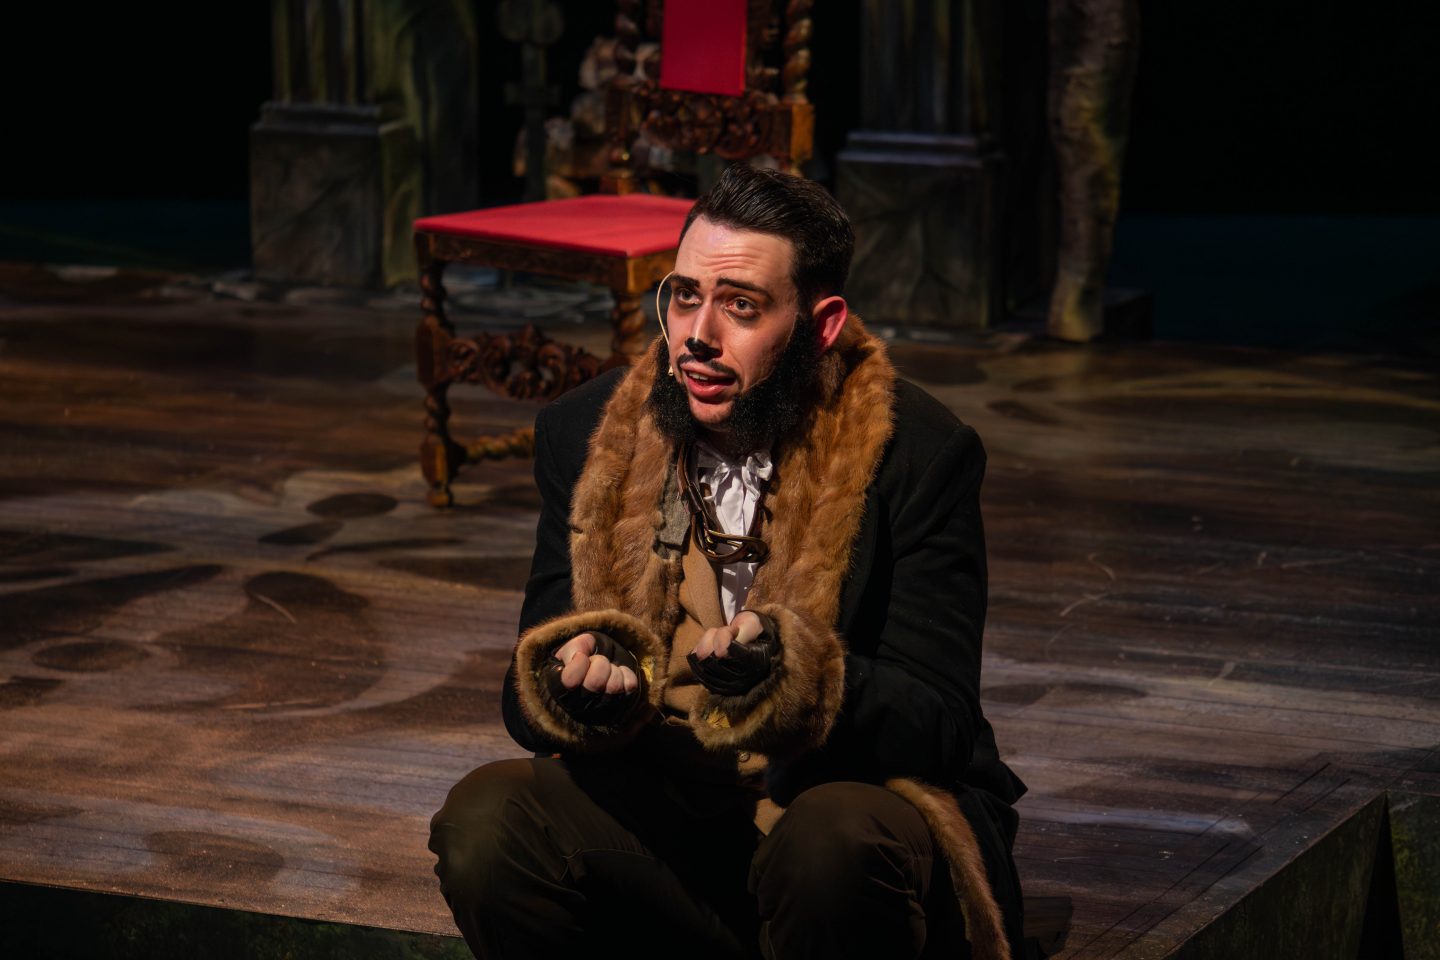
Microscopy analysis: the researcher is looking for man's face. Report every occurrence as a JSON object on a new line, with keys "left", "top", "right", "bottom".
{"left": 664, "top": 217, "right": 800, "bottom": 440}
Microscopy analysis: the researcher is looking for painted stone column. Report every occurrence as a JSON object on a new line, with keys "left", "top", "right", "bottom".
{"left": 837, "top": 0, "right": 1004, "bottom": 331}
{"left": 250, "top": 0, "right": 477, "bottom": 288}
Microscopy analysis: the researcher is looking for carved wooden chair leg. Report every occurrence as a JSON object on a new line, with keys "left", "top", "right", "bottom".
{"left": 418, "top": 258, "right": 462, "bottom": 507}
{"left": 609, "top": 289, "right": 650, "bottom": 363}
{"left": 421, "top": 386, "right": 464, "bottom": 508}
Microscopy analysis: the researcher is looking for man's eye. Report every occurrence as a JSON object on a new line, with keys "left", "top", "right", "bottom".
{"left": 729, "top": 298, "right": 757, "bottom": 317}
{"left": 674, "top": 287, "right": 700, "bottom": 305}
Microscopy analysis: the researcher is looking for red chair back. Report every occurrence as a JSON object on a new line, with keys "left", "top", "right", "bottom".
{"left": 658, "top": 0, "right": 748, "bottom": 97}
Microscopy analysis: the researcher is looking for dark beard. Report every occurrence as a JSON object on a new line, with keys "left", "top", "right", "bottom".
{"left": 647, "top": 314, "right": 821, "bottom": 454}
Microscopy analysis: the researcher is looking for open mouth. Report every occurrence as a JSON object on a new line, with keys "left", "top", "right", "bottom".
{"left": 681, "top": 366, "right": 736, "bottom": 400}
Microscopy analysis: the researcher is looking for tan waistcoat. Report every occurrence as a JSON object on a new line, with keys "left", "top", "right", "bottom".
{"left": 652, "top": 533, "right": 783, "bottom": 834}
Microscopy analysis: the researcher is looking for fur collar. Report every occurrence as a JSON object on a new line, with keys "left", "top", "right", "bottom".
{"left": 568, "top": 315, "right": 896, "bottom": 641}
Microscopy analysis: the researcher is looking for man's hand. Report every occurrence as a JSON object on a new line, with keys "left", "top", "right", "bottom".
{"left": 555, "top": 632, "right": 641, "bottom": 695}
{"left": 542, "top": 631, "right": 642, "bottom": 725}
{"left": 687, "top": 610, "right": 780, "bottom": 696}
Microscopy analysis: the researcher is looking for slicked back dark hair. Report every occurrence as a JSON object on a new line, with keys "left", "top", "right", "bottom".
{"left": 680, "top": 163, "right": 854, "bottom": 311}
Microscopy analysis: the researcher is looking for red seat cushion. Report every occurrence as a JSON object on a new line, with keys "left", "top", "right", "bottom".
{"left": 415, "top": 195, "right": 696, "bottom": 258}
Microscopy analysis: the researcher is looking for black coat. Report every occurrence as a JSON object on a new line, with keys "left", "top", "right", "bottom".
{"left": 502, "top": 366, "right": 1025, "bottom": 812}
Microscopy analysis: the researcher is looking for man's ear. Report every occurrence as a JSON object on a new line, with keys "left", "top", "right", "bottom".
{"left": 811, "top": 295, "right": 849, "bottom": 354}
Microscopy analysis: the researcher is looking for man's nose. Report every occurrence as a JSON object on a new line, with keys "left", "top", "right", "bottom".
{"left": 686, "top": 301, "right": 720, "bottom": 359}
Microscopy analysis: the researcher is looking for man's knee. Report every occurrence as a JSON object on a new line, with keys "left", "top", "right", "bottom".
{"left": 753, "top": 781, "right": 933, "bottom": 902}
{"left": 752, "top": 782, "right": 936, "bottom": 958}
{"left": 428, "top": 758, "right": 544, "bottom": 902}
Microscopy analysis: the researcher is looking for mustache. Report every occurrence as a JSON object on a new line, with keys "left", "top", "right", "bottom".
{"left": 676, "top": 353, "right": 739, "bottom": 379}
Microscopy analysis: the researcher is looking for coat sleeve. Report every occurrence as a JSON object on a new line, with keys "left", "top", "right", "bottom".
{"left": 501, "top": 370, "right": 664, "bottom": 754}
{"left": 501, "top": 402, "right": 576, "bottom": 753}
{"left": 768, "top": 423, "right": 990, "bottom": 802}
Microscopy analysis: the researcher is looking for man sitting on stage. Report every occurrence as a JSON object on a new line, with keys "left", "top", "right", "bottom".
{"left": 429, "top": 164, "right": 1028, "bottom": 960}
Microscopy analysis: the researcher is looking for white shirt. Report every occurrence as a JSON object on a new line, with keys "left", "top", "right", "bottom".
{"left": 693, "top": 441, "right": 773, "bottom": 622}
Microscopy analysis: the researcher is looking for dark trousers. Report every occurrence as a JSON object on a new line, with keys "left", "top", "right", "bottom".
{"left": 429, "top": 755, "right": 979, "bottom": 960}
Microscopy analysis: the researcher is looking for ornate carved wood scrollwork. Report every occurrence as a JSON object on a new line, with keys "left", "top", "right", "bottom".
{"left": 445, "top": 325, "right": 603, "bottom": 402}
{"left": 633, "top": 85, "right": 811, "bottom": 166}
{"left": 638, "top": 88, "right": 772, "bottom": 160}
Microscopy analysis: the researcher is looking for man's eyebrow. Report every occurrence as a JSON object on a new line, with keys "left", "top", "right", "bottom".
{"left": 668, "top": 274, "right": 774, "bottom": 299}
{"left": 715, "top": 276, "right": 772, "bottom": 298}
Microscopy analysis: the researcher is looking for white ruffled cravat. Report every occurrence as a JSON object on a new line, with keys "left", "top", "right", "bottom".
{"left": 693, "top": 441, "right": 774, "bottom": 622}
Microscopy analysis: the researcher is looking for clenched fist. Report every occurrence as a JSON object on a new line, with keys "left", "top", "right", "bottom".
{"left": 542, "top": 631, "right": 642, "bottom": 726}
{"left": 687, "top": 610, "right": 780, "bottom": 696}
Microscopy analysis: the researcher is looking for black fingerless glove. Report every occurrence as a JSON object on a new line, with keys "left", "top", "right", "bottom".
{"left": 686, "top": 611, "right": 781, "bottom": 696}
{"left": 542, "top": 631, "right": 642, "bottom": 726}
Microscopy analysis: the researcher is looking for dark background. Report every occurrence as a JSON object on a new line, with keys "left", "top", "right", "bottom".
{"left": 3, "top": 0, "right": 1437, "bottom": 349}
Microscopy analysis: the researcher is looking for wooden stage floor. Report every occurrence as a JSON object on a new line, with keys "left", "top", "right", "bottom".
{"left": 1, "top": 264, "right": 1437, "bottom": 957}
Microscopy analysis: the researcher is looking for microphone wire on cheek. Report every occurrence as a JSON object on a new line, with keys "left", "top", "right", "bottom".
{"left": 656, "top": 271, "right": 675, "bottom": 378}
